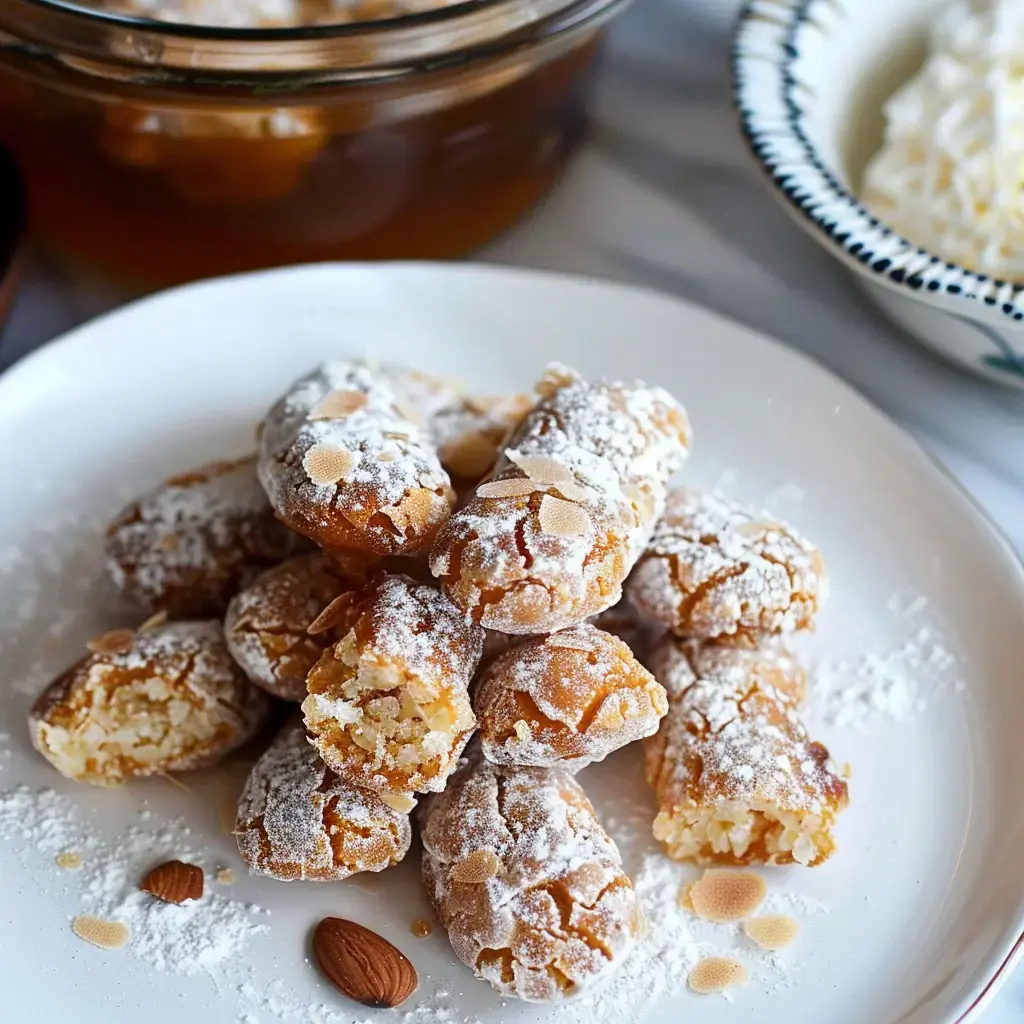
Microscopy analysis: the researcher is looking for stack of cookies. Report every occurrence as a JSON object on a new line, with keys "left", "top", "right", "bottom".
{"left": 27, "top": 357, "right": 847, "bottom": 1005}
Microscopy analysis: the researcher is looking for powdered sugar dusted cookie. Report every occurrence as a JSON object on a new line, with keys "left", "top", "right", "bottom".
{"left": 474, "top": 623, "right": 667, "bottom": 771}
{"left": 627, "top": 487, "right": 827, "bottom": 645}
{"left": 430, "top": 393, "right": 533, "bottom": 490}
{"left": 30, "top": 620, "right": 273, "bottom": 786}
{"left": 105, "top": 455, "right": 306, "bottom": 619}
{"left": 258, "top": 362, "right": 455, "bottom": 557}
{"left": 421, "top": 757, "right": 643, "bottom": 1002}
{"left": 302, "top": 574, "right": 483, "bottom": 794}
{"left": 430, "top": 364, "right": 691, "bottom": 635}
{"left": 225, "top": 552, "right": 356, "bottom": 701}
{"left": 645, "top": 639, "right": 846, "bottom": 867}
{"left": 236, "top": 718, "right": 412, "bottom": 881}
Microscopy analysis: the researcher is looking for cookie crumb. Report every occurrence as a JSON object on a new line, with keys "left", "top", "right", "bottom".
{"left": 215, "top": 868, "right": 236, "bottom": 885}
{"left": 411, "top": 918, "right": 433, "bottom": 938}
{"left": 56, "top": 851, "right": 82, "bottom": 870}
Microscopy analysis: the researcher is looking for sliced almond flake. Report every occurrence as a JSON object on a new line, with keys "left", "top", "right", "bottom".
{"left": 512, "top": 719, "right": 532, "bottom": 742}
{"left": 538, "top": 494, "right": 591, "bottom": 538}
{"left": 138, "top": 610, "right": 169, "bottom": 633}
{"left": 380, "top": 792, "right": 418, "bottom": 813}
{"left": 379, "top": 451, "right": 397, "bottom": 462}
{"left": 450, "top": 849, "right": 503, "bottom": 883}
{"left": 72, "top": 916, "right": 130, "bottom": 950}
{"left": 302, "top": 443, "right": 360, "bottom": 486}
{"left": 550, "top": 480, "right": 592, "bottom": 503}
{"left": 399, "top": 488, "right": 442, "bottom": 533}
{"left": 546, "top": 633, "right": 595, "bottom": 652}
{"left": 56, "top": 851, "right": 82, "bottom": 870}
{"left": 476, "top": 478, "right": 538, "bottom": 500}
{"left": 215, "top": 867, "right": 236, "bottom": 885}
{"left": 688, "top": 956, "right": 747, "bottom": 995}
{"left": 308, "top": 389, "right": 368, "bottom": 420}
{"left": 736, "top": 519, "right": 786, "bottom": 538}
{"left": 395, "top": 401, "right": 423, "bottom": 425}
{"left": 464, "top": 394, "right": 506, "bottom": 415}
{"left": 87, "top": 629, "right": 135, "bottom": 656}
{"left": 535, "top": 363, "right": 581, "bottom": 400}
{"left": 506, "top": 451, "right": 572, "bottom": 485}
{"left": 308, "top": 593, "right": 353, "bottom": 636}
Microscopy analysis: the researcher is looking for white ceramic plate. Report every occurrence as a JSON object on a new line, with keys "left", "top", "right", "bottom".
{"left": 0, "top": 263, "right": 1022, "bottom": 1024}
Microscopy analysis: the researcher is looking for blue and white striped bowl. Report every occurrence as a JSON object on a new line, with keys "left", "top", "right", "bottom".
{"left": 731, "top": 0, "right": 1024, "bottom": 389}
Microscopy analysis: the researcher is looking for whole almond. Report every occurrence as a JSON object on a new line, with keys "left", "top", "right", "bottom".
{"left": 313, "top": 917, "right": 417, "bottom": 1009}
{"left": 140, "top": 860, "right": 204, "bottom": 904}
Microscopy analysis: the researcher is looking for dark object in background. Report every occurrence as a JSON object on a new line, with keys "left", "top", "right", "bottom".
{"left": 0, "top": 143, "right": 24, "bottom": 336}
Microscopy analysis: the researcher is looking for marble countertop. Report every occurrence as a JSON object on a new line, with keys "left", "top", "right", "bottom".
{"left": 1, "top": 0, "right": 1022, "bottom": 1018}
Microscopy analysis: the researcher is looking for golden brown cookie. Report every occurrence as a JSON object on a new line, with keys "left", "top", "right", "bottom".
{"left": 235, "top": 718, "right": 412, "bottom": 881}
{"left": 302, "top": 574, "right": 483, "bottom": 794}
{"left": 430, "top": 364, "right": 691, "bottom": 635}
{"left": 627, "top": 487, "right": 827, "bottom": 645}
{"left": 30, "top": 620, "right": 273, "bottom": 786}
{"left": 474, "top": 623, "right": 667, "bottom": 771}
{"left": 420, "top": 757, "right": 643, "bottom": 1002}
{"left": 257, "top": 362, "right": 455, "bottom": 557}
{"left": 430, "top": 394, "right": 533, "bottom": 491}
{"left": 105, "top": 455, "right": 306, "bottom": 619}
{"left": 224, "top": 552, "right": 357, "bottom": 701}
{"left": 645, "top": 639, "right": 846, "bottom": 866}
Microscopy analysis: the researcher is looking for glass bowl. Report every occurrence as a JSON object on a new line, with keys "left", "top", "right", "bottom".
{"left": 0, "top": 0, "right": 627, "bottom": 285}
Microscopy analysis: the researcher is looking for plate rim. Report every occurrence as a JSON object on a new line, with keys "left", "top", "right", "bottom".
{"left": 1, "top": 259, "right": 1022, "bottom": 1022}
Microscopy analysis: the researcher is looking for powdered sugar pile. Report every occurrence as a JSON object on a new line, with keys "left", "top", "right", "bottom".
{"left": 811, "top": 593, "right": 964, "bottom": 728}
{"left": 0, "top": 784, "right": 268, "bottom": 975}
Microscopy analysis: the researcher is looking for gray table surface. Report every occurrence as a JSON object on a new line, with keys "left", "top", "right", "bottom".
{"left": 1, "top": 0, "right": 1022, "bottom": 1018}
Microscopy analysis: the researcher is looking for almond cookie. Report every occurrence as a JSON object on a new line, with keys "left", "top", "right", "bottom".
{"left": 430, "top": 394, "right": 533, "bottom": 490}
{"left": 430, "top": 364, "right": 691, "bottom": 634}
{"left": 474, "top": 623, "right": 667, "bottom": 772}
{"left": 302, "top": 574, "right": 483, "bottom": 794}
{"left": 258, "top": 361, "right": 455, "bottom": 557}
{"left": 627, "top": 487, "right": 827, "bottom": 645}
{"left": 106, "top": 455, "right": 306, "bottom": 619}
{"left": 235, "top": 718, "right": 412, "bottom": 881}
{"left": 225, "top": 552, "right": 357, "bottom": 701}
{"left": 420, "top": 757, "right": 643, "bottom": 1002}
{"left": 645, "top": 638, "right": 847, "bottom": 866}
{"left": 30, "top": 620, "right": 273, "bottom": 786}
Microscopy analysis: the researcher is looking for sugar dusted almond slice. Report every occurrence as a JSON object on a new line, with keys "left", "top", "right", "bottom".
{"left": 505, "top": 451, "right": 572, "bottom": 485}
{"left": 380, "top": 792, "right": 418, "bottom": 814}
{"left": 546, "top": 632, "right": 595, "bottom": 652}
{"left": 688, "top": 956, "right": 747, "bottom": 995}
{"left": 743, "top": 915, "right": 799, "bottom": 950}
{"left": 686, "top": 869, "right": 767, "bottom": 922}
{"left": 535, "top": 363, "right": 581, "bottom": 400}
{"left": 308, "top": 389, "right": 368, "bottom": 420}
{"left": 538, "top": 494, "right": 591, "bottom": 538}
{"left": 476, "top": 478, "right": 537, "bottom": 500}
{"left": 450, "top": 849, "right": 502, "bottom": 883}
{"left": 72, "top": 915, "right": 130, "bottom": 950}
{"left": 398, "top": 488, "right": 441, "bottom": 533}
{"left": 308, "top": 593, "right": 354, "bottom": 636}
{"left": 550, "top": 480, "right": 592, "bottom": 503}
{"left": 736, "top": 519, "right": 785, "bottom": 538}
{"left": 303, "top": 443, "right": 360, "bottom": 486}
{"left": 87, "top": 629, "right": 135, "bottom": 656}
{"left": 138, "top": 610, "right": 169, "bottom": 633}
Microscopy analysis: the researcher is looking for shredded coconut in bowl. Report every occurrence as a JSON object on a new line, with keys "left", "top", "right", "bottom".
{"left": 862, "top": 0, "right": 1024, "bottom": 279}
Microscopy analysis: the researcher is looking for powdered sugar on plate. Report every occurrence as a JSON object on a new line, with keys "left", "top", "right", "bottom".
{"left": 0, "top": 784, "right": 268, "bottom": 976}
{"left": 811, "top": 592, "right": 964, "bottom": 729}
